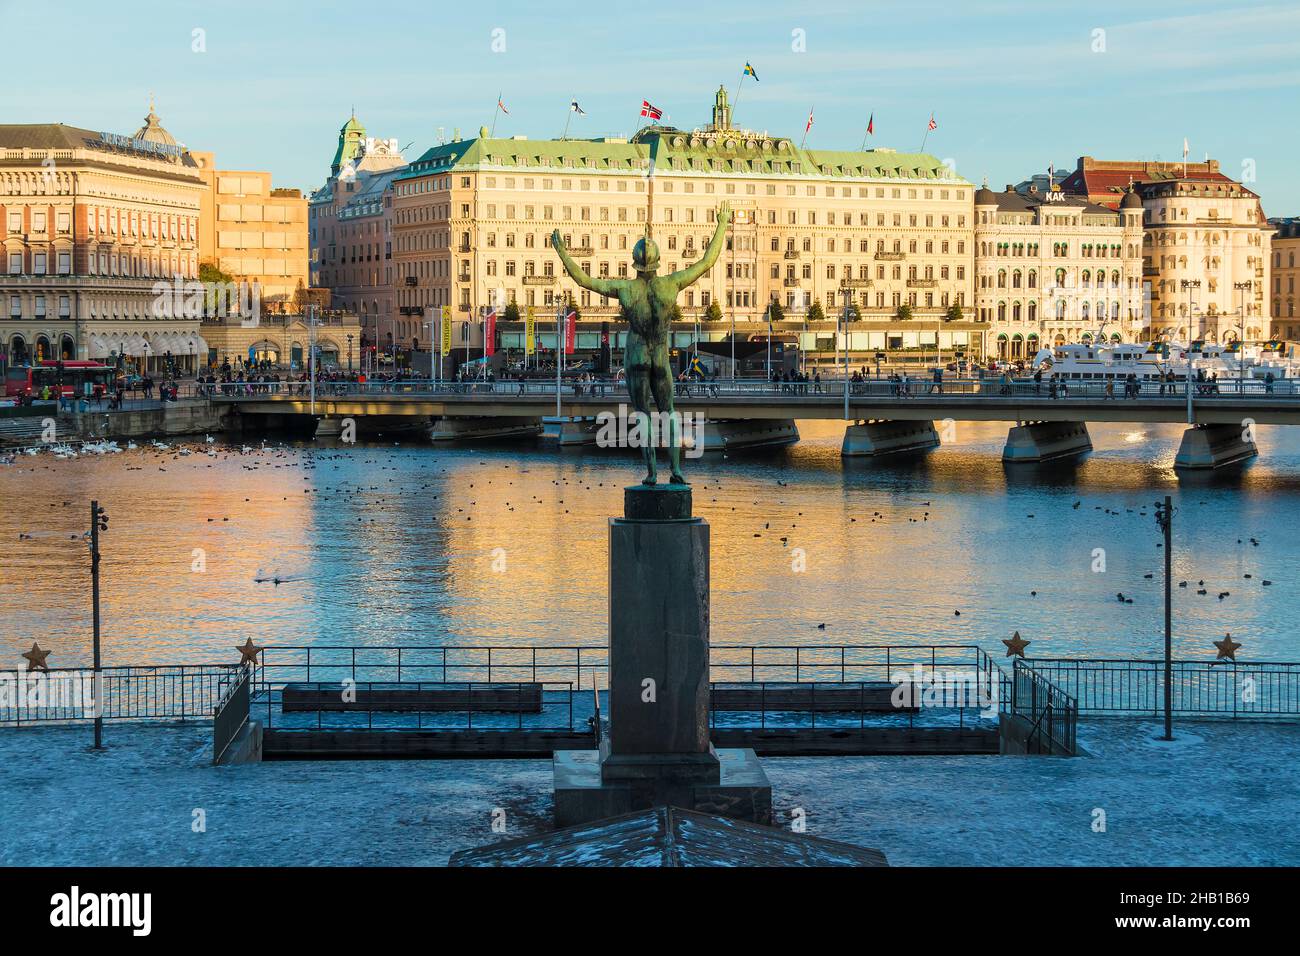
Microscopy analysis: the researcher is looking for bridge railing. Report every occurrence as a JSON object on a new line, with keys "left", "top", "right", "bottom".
{"left": 1020, "top": 658, "right": 1300, "bottom": 719}
{"left": 193, "top": 375, "right": 1300, "bottom": 402}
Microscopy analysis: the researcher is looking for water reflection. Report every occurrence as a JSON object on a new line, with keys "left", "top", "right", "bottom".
{"left": 1, "top": 419, "right": 1295, "bottom": 668}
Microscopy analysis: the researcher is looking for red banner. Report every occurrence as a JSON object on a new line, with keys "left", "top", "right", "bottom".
{"left": 484, "top": 310, "right": 496, "bottom": 357}
{"left": 564, "top": 310, "right": 577, "bottom": 354}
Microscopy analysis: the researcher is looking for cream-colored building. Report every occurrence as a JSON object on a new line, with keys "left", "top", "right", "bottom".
{"left": 200, "top": 311, "right": 361, "bottom": 370}
{"left": 193, "top": 154, "right": 308, "bottom": 312}
{"left": 1139, "top": 177, "right": 1271, "bottom": 344}
{"left": 974, "top": 183, "right": 1145, "bottom": 360}
{"left": 1269, "top": 218, "right": 1298, "bottom": 341}
{"left": 0, "top": 108, "right": 207, "bottom": 371}
{"left": 1061, "top": 155, "right": 1272, "bottom": 344}
{"left": 309, "top": 114, "right": 407, "bottom": 360}
{"left": 392, "top": 88, "right": 977, "bottom": 364}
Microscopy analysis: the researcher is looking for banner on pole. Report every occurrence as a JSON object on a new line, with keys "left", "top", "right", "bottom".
{"left": 484, "top": 310, "right": 497, "bottom": 357}
{"left": 525, "top": 306, "right": 535, "bottom": 355}
{"left": 564, "top": 309, "right": 577, "bottom": 354}
{"left": 440, "top": 306, "right": 452, "bottom": 356}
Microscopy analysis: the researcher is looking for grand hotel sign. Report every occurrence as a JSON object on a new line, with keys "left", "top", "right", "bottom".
{"left": 96, "top": 131, "right": 185, "bottom": 159}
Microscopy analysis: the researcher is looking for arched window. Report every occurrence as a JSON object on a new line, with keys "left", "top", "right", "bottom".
{"left": 997, "top": 301, "right": 1007, "bottom": 322}
{"left": 1012, "top": 301, "right": 1022, "bottom": 322}
{"left": 1028, "top": 301, "right": 1037, "bottom": 322}
{"left": 1028, "top": 270, "right": 1037, "bottom": 289}
{"left": 997, "top": 270, "right": 1007, "bottom": 288}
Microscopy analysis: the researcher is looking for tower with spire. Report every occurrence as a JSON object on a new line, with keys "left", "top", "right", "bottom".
{"left": 331, "top": 110, "right": 367, "bottom": 176}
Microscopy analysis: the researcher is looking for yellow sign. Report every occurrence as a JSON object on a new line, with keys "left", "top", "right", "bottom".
{"left": 440, "top": 306, "right": 452, "bottom": 356}
{"left": 525, "top": 306, "right": 536, "bottom": 355}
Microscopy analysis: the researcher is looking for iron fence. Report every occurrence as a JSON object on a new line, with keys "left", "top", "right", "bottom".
{"left": 1021, "top": 658, "right": 1300, "bottom": 719}
{"left": 1011, "top": 661, "right": 1079, "bottom": 755}
{"left": 0, "top": 664, "right": 243, "bottom": 727}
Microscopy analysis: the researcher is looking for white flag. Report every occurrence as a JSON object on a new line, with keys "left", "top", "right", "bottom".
{"left": 1182, "top": 137, "right": 1189, "bottom": 158}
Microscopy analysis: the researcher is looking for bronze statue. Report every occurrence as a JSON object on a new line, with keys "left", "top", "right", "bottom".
{"left": 552, "top": 201, "right": 731, "bottom": 485}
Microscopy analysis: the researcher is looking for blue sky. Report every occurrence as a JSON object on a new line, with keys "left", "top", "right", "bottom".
{"left": 6, "top": 0, "right": 1299, "bottom": 213}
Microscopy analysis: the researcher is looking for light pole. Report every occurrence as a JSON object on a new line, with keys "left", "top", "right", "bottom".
{"left": 307, "top": 304, "right": 317, "bottom": 416}
{"left": 765, "top": 300, "right": 772, "bottom": 384}
{"left": 347, "top": 333, "right": 353, "bottom": 373}
{"left": 1154, "top": 495, "right": 1174, "bottom": 741}
{"left": 1180, "top": 279, "right": 1200, "bottom": 423}
{"left": 1234, "top": 281, "right": 1252, "bottom": 393}
{"left": 89, "top": 500, "right": 108, "bottom": 749}
{"left": 840, "top": 289, "right": 851, "bottom": 418}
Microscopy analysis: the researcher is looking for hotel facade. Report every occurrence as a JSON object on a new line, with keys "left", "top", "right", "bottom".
{"left": 0, "top": 110, "right": 206, "bottom": 371}
{"left": 974, "top": 182, "right": 1146, "bottom": 361}
{"left": 389, "top": 88, "right": 982, "bottom": 366}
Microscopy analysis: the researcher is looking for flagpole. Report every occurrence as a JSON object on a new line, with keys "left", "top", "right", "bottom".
{"left": 491, "top": 91, "right": 502, "bottom": 138}
{"left": 732, "top": 72, "right": 746, "bottom": 121}
{"left": 860, "top": 113, "right": 873, "bottom": 152}
{"left": 562, "top": 97, "right": 574, "bottom": 140}
{"left": 799, "top": 107, "right": 812, "bottom": 150}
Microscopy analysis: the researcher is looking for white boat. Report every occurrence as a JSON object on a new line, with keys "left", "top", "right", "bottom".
{"left": 1035, "top": 340, "right": 1300, "bottom": 391}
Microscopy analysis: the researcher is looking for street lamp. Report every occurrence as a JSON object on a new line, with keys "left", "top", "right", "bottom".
{"left": 346, "top": 333, "right": 353, "bottom": 373}
{"left": 1180, "top": 278, "right": 1201, "bottom": 423}
{"left": 1233, "top": 281, "right": 1252, "bottom": 393}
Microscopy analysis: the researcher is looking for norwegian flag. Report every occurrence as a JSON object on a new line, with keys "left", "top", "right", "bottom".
{"left": 928, "top": 113, "right": 937, "bottom": 131}
{"left": 640, "top": 100, "right": 663, "bottom": 120}
{"left": 497, "top": 97, "right": 509, "bottom": 115}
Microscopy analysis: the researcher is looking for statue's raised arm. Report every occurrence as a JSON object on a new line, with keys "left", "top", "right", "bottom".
{"left": 666, "top": 201, "right": 732, "bottom": 290}
{"left": 551, "top": 230, "right": 622, "bottom": 299}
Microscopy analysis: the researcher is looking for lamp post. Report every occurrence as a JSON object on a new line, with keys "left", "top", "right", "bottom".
{"left": 346, "top": 333, "right": 353, "bottom": 373}
{"left": 89, "top": 500, "right": 108, "bottom": 749}
{"left": 840, "top": 289, "right": 851, "bottom": 419}
{"left": 1234, "top": 281, "right": 1252, "bottom": 393}
{"left": 1180, "top": 279, "right": 1200, "bottom": 423}
{"left": 1154, "top": 495, "right": 1174, "bottom": 741}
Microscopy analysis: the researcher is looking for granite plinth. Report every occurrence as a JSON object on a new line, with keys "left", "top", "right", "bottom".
{"left": 553, "top": 748, "right": 772, "bottom": 828}
{"left": 623, "top": 484, "right": 692, "bottom": 521}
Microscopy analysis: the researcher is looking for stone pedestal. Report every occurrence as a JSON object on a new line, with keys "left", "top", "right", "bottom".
{"left": 553, "top": 483, "right": 772, "bottom": 827}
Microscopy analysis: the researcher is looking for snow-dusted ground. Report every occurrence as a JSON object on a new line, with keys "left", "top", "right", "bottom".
{"left": 1, "top": 719, "right": 1296, "bottom": 866}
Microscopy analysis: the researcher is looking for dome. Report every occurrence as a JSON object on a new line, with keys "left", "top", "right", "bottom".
{"left": 974, "top": 180, "right": 997, "bottom": 205}
{"left": 1121, "top": 187, "right": 1143, "bottom": 209}
{"left": 133, "top": 98, "right": 178, "bottom": 146}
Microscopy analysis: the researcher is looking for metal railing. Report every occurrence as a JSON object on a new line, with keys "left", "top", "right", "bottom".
{"left": 1011, "top": 660, "right": 1078, "bottom": 754}
{"left": 0, "top": 664, "right": 243, "bottom": 727}
{"left": 192, "top": 375, "right": 1300, "bottom": 402}
{"left": 253, "top": 680, "right": 580, "bottom": 734}
{"left": 212, "top": 664, "right": 251, "bottom": 763}
{"left": 1021, "top": 658, "right": 1300, "bottom": 720}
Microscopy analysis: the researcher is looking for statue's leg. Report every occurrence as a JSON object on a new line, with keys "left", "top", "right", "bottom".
{"left": 649, "top": 364, "right": 685, "bottom": 484}
{"left": 628, "top": 367, "right": 657, "bottom": 484}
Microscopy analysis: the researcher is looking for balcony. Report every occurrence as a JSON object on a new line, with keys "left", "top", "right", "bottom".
{"left": 782, "top": 278, "right": 802, "bottom": 288}
{"left": 874, "top": 251, "right": 905, "bottom": 261}
{"left": 522, "top": 275, "right": 555, "bottom": 285}
{"left": 566, "top": 246, "right": 594, "bottom": 257}
{"left": 839, "top": 278, "right": 872, "bottom": 289}
{"left": 907, "top": 278, "right": 938, "bottom": 288}
{"left": 404, "top": 276, "right": 418, "bottom": 286}
{"left": 782, "top": 250, "right": 800, "bottom": 260}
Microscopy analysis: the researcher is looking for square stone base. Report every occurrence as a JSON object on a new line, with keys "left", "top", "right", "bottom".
{"left": 554, "top": 748, "right": 772, "bottom": 829}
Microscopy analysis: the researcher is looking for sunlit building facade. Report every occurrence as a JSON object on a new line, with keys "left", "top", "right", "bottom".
{"left": 0, "top": 108, "right": 206, "bottom": 371}
{"left": 391, "top": 88, "right": 978, "bottom": 363}
{"left": 974, "top": 183, "right": 1145, "bottom": 360}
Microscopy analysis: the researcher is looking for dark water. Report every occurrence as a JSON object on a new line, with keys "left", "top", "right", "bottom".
{"left": 2, "top": 419, "right": 1296, "bottom": 667}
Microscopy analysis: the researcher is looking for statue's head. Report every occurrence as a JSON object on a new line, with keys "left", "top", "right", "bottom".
{"left": 632, "top": 237, "right": 660, "bottom": 275}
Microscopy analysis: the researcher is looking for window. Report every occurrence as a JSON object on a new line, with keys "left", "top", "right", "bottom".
{"left": 7, "top": 253, "right": 21, "bottom": 274}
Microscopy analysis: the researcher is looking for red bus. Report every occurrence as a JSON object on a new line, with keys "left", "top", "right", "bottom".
{"left": 4, "top": 361, "right": 115, "bottom": 399}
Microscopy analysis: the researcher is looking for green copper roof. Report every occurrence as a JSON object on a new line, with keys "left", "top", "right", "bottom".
{"left": 401, "top": 129, "right": 966, "bottom": 185}
{"left": 331, "top": 113, "right": 367, "bottom": 174}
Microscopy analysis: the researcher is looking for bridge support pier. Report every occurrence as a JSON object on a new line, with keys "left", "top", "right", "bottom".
{"left": 313, "top": 417, "right": 343, "bottom": 438}
{"left": 842, "top": 420, "right": 939, "bottom": 458}
{"left": 429, "top": 416, "right": 542, "bottom": 442}
{"left": 1174, "top": 423, "right": 1258, "bottom": 470}
{"left": 1002, "top": 421, "right": 1092, "bottom": 463}
{"left": 698, "top": 419, "right": 799, "bottom": 453}
{"left": 555, "top": 417, "right": 599, "bottom": 446}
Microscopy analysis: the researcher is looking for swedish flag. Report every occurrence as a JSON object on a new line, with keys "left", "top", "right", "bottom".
{"left": 690, "top": 354, "right": 706, "bottom": 377}
{"left": 743, "top": 62, "right": 758, "bottom": 81}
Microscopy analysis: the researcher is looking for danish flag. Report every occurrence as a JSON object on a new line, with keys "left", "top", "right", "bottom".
{"left": 640, "top": 100, "right": 663, "bottom": 120}
{"left": 928, "top": 114, "right": 937, "bottom": 131}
